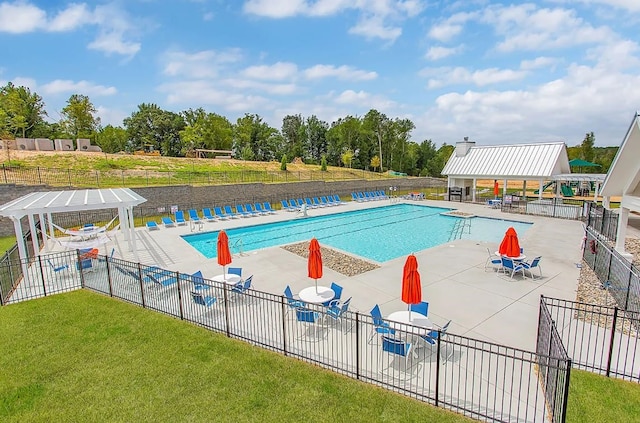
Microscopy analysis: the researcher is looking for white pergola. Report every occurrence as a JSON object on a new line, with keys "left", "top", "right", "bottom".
{"left": 600, "top": 112, "right": 640, "bottom": 258}
{"left": 0, "top": 189, "right": 147, "bottom": 268}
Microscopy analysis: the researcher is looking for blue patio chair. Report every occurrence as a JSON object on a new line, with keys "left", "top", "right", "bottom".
{"left": 351, "top": 192, "right": 360, "bottom": 202}
{"left": 161, "top": 216, "right": 175, "bottom": 227}
{"left": 325, "top": 297, "right": 352, "bottom": 331}
{"left": 281, "top": 200, "right": 294, "bottom": 212}
{"left": 521, "top": 256, "right": 542, "bottom": 278}
{"left": 231, "top": 275, "right": 253, "bottom": 297}
{"left": 146, "top": 221, "right": 159, "bottom": 231}
{"left": 253, "top": 203, "right": 268, "bottom": 215}
{"left": 191, "top": 270, "right": 210, "bottom": 290}
{"left": 313, "top": 197, "right": 325, "bottom": 208}
{"left": 332, "top": 194, "right": 345, "bottom": 205}
{"left": 227, "top": 267, "right": 242, "bottom": 277}
{"left": 214, "top": 206, "right": 229, "bottom": 220}
{"left": 174, "top": 210, "right": 187, "bottom": 225}
{"left": 224, "top": 205, "right": 240, "bottom": 218}
{"left": 263, "top": 202, "right": 277, "bottom": 214}
{"left": 188, "top": 209, "right": 201, "bottom": 222}
{"left": 202, "top": 208, "right": 216, "bottom": 221}
{"left": 191, "top": 291, "right": 217, "bottom": 308}
{"left": 295, "top": 307, "right": 325, "bottom": 340}
{"left": 485, "top": 248, "right": 503, "bottom": 272}
{"left": 357, "top": 192, "right": 368, "bottom": 202}
{"left": 47, "top": 259, "right": 69, "bottom": 273}
{"left": 419, "top": 320, "right": 454, "bottom": 363}
{"left": 288, "top": 199, "right": 300, "bottom": 211}
{"left": 322, "top": 282, "right": 343, "bottom": 306}
{"left": 296, "top": 199, "right": 305, "bottom": 208}
{"left": 305, "top": 198, "right": 316, "bottom": 209}
{"left": 501, "top": 257, "right": 526, "bottom": 279}
{"left": 368, "top": 304, "right": 395, "bottom": 344}
{"left": 235, "top": 204, "right": 251, "bottom": 218}
{"left": 320, "top": 196, "right": 333, "bottom": 207}
{"left": 284, "top": 285, "right": 305, "bottom": 312}
{"left": 409, "top": 301, "right": 429, "bottom": 317}
{"left": 381, "top": 336, "right": 414, "bottom": 371}
{"left": 244, "top": 203, "right": 260, "bottom": 216}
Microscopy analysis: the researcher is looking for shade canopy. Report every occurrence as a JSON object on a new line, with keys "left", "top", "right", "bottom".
{"left": 401, "top": 254, "right": 422, "bottom": 305}
{"left": 569, "top": 158, "right": 600, "bottom": 168}
{"left": 499, "top": 227, "right": 521, "bottom": 258}
{"left": 217, "top": 230, "right": 232, "bottom": 269}
{"left": 308, "top": 238, "right": 323, "bottom": 291}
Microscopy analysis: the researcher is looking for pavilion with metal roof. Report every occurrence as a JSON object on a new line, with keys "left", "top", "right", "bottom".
{"left": 0, "top": 188, "right": 147, "bottom": 269}
{"left": 442, "top": 139, "right": 573, "bottom": 202}
{"left": 600, "top": 112, "right": 640, "bottom": 257}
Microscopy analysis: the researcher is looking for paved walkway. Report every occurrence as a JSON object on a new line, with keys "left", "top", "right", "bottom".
{"left": 50, "top": 198, "right": 585, "bottom": 352}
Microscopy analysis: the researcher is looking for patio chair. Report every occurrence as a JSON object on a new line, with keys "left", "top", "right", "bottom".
{"left": 368, "top": 304, "right": 395, "bottom": 344}
{"left": 214, "top": 206, "right": 229, "bottom": 220}
{"left": 263, "top": 202, "right": 277, "bottom": 214}
{"left": 188, "top": 209, "right": 201, "bottom": 222}
{"left": 296, "top": 199, "right": 305, "bottom": 209}
{"left": 224, "top": 205, "right": 240, "bottom": 219}
{"left": 244, "top": 203, "right": 260, "bottom": 216}
{"left": 521, "top": 256, "right": 542, "bottom": 278}
{"left": 501, "top": 257, "right": 526, "bottom": 279}
{"left": 419, "top": 320, "right": 454, "bottom": 363}
{"left": 228, "top": 267, "right": 242, "bottom": 277}
{"left": 320, "top": 196, "right": 332, "bottom": 207}
{"left": 191, "top": 291, "right": 217, "bottom": 308}
{"left": 295, "top": 307, "right": 325, "bottom": 340}
{"left": 325, "top": 297, "right": 352, "bottom": 331}
{"left": 381, "top": 335, "right": 414, "bottom": 372}
{"left": 253, "top": 203, "right": 268, "bottom": 215}
{"left": 485, "top": 248, "right": 503, "bottom": 272}
{"left": 174, "top": 210, "right": 187, "bottom": 225}
{"left": 231, "top": 275, "right": 253, "bottom": 297}
{"left": 146, "top": 221, "right": 159, "bottom": 231}
{"left": 322, "top": 282, "right": 343, "bottom": 306}
{"left": 357, "top": 192, "right": 368, "bottom": 202}
{"left": 288, "top": 199, "right": 300, "bottom": 211}
{"left": 202, "top": 208, "right": 216, "bottom": 221}
{"left": 409, "top": 301, "right": 429, "bottom": 317}
{"left": 191, "top": 270, "right": 210, "bottom": 290}
{"left": 76, "top": 258, "right": 93, "bottom": 272}
{"left": 351, "top": 192, "right": 360, "bottom": 202}
{"left": 281, "top": 200, "right": 294, "bottom": 212}
{"left": 284, "top": 285, "right": 305, "bottom": 312}
{"left": 47, "top": 259, "right": 69, "bottom": 274}
{"left": 313, "top": 197, "right": 325, "bottom": 208}
{"left": 377, "top": 190, "right": 389, "bottom": 200}
{"left": 305, "top": 198, "right": 316, "bottom": 209}
{"left": 235, "top": 204, "right": 251, "bottom": 218}
{"left": 333, "top": 194, "right": 346, "bottom": 205}
{"left": 161, "top": 216, "right": 175, "bottom": 227}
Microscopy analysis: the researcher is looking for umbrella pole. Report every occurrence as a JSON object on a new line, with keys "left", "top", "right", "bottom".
{"left": 223, "top": 265, "right": 226, "bottom": 281}
{"left": 408, "top": 304, "right": 412, "bottom": 322}
{"left": 315, "top": 278, "right": 318, "bottom": 293}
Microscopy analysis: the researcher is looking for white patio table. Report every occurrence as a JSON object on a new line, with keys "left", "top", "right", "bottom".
{"left": 299, "top": 286, "right": 335, "bottom": 304}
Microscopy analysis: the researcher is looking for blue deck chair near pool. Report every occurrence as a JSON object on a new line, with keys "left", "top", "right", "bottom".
{"left": 224, "top": 205, "right": 240, "bottom": 219}
{"left": 333, "top": 194, "right": 346, "bottom": 205}
{"left": 188, "top": 209, "right": 201, "bottom": 222}
{"left": 313, "top": 197, "right": 325, "bottom": 208}
{"left": 501, "top": 257, "right": 526, "bottom": 279}
{"left": 323, "top": 282, "right": 343, "bottom": 306}
{"left": 305, "top": 198, "right": 316, "bottom": 209}
{"left": 381, "top": 336, "right": 414, "bottom": 371}
{"left": 368, "top": 304, "right": 395, "bottom": 344}
{"left": 235, "top": 204, "right": 251, "bottom": 218}
{"left": 47, "top": 259, "right": 69, "bottom": 274}
{"left": 325, "top": 297, "right": 352, "bottom": 331}
{"left": 190, "top": 270, "right": 210, "bottom": 290}
{"left": 263, "top": 202, "right": 277, "bottom": 214}
{"left": 295, "top": 307, "right": 325, "bottom": 340}
{"left": 146, "top": 221, "right": 159, "bottom": 231}
{"left": 288, "top": 199, "right": 299, "bottom": 210}
{"left": 253, "top": 203, "right": 268, "bottom": 215}
{"left": 284, "top": 285, "right": 305, "bottom": 312}
{"left": 418, "top": 320, "right": 453, "bottom": 363}
{"left": 409, "top": 301, "right": 429, "bottom": 317}
{"left": 202, "top": 208, "right": 216, "bottom": 222}
{"left": 351, "top": 192, "right": 359, "bottom": 202}
{"left": 281, "top": 200, "right": 294, "bottom": 212}
{"left": 231, "top": 275, "right": 253, "bottom": 301}
{"left": 245, "top": 203, "right": 261, "bottom": 216}
{"left": 174, "top": 210, "right": 187, "bottom": 225}
{"left": 161, "top": 216, "right": 176, "bottom": 227}
{"left": 191, "top": 291, "right": 217, "bottom": 308}
{"left": 521, "top": 256, "right": 542, "bottom": 279}
{"left": 214, "top": 206, "right": 229, "bottom": 220}
{"left": 320, "top": 196, "right": 332, "bottom": 207}
{"left": 296, "top": 199, "right": 305, "bottom": 208}
{"left": 227, "top": 267, "right": 242, "bottom": 277}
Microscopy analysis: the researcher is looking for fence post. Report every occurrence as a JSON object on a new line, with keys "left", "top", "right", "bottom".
{"left": 137, "top": 263, "right": 146, "bottom": 309}
{"left": 2, "top": 163, "right": 7, "bottom": 184}
{"left": 223, "top": 285, "right": 231, "bottom": 337}
{"left": 606, "top": 249, "right": 613, "bottom": 282}
{"left": 355, "top": 312, "right": 360, "bottom": 380}
{"left": 624, "top": 270, "right": 633, "bottom": 310}
{"left": 435, "top": 329, "right": 441, "bottom": 407}
{"left": 77, "top": 250, "right": 86, "bottom": 289}
{"left": 106, "top": 256, "right": 113, "bottom": 297}
{"left": 37, "top": 167, "right": 42, "bottom": 184}
{"left": 37, "top": 255, "right": 47, "bottom": 296}
{"left": 606, "top": 307, "right": 619, "bottom": 377}
{"left": 561, "top": 360, "right": 572, "bottom": 423}
{"left": 281, "top": 297, "right": 288, "bottom": 356}
{"left": 68, "top": 168, "right": 72, "bottom": 187}
{"left": 176, "top": 271, "right": 184, "bottom": 319}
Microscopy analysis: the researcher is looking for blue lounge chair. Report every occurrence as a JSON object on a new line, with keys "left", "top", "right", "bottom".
{"left": 351, "top": 192, "right": 360, "bottom": 202}
{"left": 202, "top": 208, "right": 216, "bottom": 221}
{"left": 333, "top": 194, "right": 345, "bottom": 205}
{"left": 253, "top": 203, "right": 268, "bottom": 215}
{"left": 224, "top": 205, "right": 240, "bottom": 218}
{"left": 357, "top": 192, "right": 368, "bottom": 202}
{"left": 214, "top": 206, "right": 229, "bottom": 220}
{"left": 245, "top": 203, "right": 260, "bottom": 216}
{"left": 321, "top": 196, "right": 335, "bottom": 207}
{"left": 281, "top": 200, "right": 294, "bottom": 212}
{"left": 289, "top": 199, "right": 300, "bottom": 211}
{"left": 161, "top": 216, "right": 175, "bottom": 227}
{"left": 377, "top": 190, "right": 389, "bottom": 199}
{"left": 305, "top": 198, "right": 316, "bottom": 209}
{"left": 313, "top": 197, "right": 325, "bottom": 208}
{"left": 235, "top": 204, "right": 251, "bottom": 218}
{"left": 409, "top": 301, "right": 429, "bottom": 317}
{"left": 188, "top": 209, "right": 201, "bottom": 222}
{"left": 263, "top": 202, "right": 277, "bottom": 214}
{"left": 146, "top": 221, "right": 159, "bottom": 231}
{"left": 174, "top": 210, "right": 187, "bottom": 225}
{"left": 296, "top": 199, "right": 305, "bottom": 209}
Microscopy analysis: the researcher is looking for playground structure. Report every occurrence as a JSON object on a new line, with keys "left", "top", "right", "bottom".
{"left": 0, "top": 137, "right": 102, "bottom": 153}
{"left": 194, "top": 149, "right": 233, "bottom": 159}
{"left": 134, "top": 144, "right": 160, "bottom": 156}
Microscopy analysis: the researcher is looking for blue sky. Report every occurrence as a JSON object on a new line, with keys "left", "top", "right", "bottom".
{"left": 1, "top": 0, "right": 639, "bottom": 147}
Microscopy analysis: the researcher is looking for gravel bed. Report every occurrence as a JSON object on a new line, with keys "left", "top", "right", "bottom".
{"left": 282, "top": 242, "right": 380, "bottom": 276}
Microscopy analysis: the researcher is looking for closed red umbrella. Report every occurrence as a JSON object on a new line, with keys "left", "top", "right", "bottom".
{"left": 498, "top": 227, "right": 521, "bottom": 257}
{"left": 217, "top": 230, "right": 232, "bottom": 279}
{"left": 308, "top": 238, "right": 323, "bottom": 292}
{"left": 494, "top": 181, "right": 499, "bottom": 198}
{"left": 401, "top": 254, "right": 422, "bottom": 321}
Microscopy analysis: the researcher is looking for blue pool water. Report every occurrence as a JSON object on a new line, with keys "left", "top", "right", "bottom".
{"left": 182, "top": 204, "right": 532, "bottom": 262}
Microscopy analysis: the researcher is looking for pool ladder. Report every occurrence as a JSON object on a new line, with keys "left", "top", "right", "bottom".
{"left": 232, "top": 238, "right": 245, "bottom": 256}
{"left": 449, "top": 218, "right": 471, "bottom": 242}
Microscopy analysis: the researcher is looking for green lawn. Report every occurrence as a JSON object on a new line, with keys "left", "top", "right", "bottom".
{"left": 0, "top": 290, "right": 470, "bottom": 423}
{"left": 0, "top": 236, "right": 16, "bottom": 254}
{"left": 567, "top": 369, "right": 640, "bottom": 422}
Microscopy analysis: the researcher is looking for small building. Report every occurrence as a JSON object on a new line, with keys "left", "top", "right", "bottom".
{"left": 599, "top": 112, "right": 640, "bottom": 259}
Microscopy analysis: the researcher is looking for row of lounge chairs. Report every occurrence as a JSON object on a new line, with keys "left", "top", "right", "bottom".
{"left": 147, "top": 203, "right": 279, "bottom": 229}
{"left": 351, "top": 191, "right": 388, "bottom": 202}
{"left": 280, "top": 195, "right": 346, "bottom": 212}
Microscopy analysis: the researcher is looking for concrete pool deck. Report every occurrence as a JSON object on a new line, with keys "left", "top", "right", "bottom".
{"left": 96, "top": 198, "right": 584, "bottom": 352}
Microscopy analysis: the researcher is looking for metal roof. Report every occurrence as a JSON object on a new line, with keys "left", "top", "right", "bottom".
{"left": 0, "top": 188, "right": 146, "bottom": 219}
{"left": 600, "top": 113, "right": 640, "bottom": 197}
{"left": 553, "top": 173, "right": 606, "bottom": 182}
{"left": 442, "top": 142, "right": 571, "bottom": 179}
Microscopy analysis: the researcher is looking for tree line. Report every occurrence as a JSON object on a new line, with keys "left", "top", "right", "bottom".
{"left": 1, "top": 82, "right": 617, "bottom": 176}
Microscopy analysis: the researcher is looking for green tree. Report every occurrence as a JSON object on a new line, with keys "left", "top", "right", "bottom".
{"left": 59, "top": 94, "right": 101, "bottom": 142}
{"left": 362, "top": 109, "right": 391, "bottom": 172}
{"left": 370, "top": 155, "right": 380, "bottom": 172}
{"left": 390, "top": 118, "right": 415, "bottom": 173}
{"left": 341, "top": 149, "right": 354, "bottom": 168}
{"left": 234, "top": 114, "right": 279, "bottom": 161}
{"left": 304, "top": 115, "right": 328, "bottom": 162}
{"left": 416, "top": 139, "right": 438, "bottom": 176}
{"left": 433, "top": 143, "right": 454, "bottom": 177}
{"left": 0, "top": 82, "right": 47, "bottom": 138}
{"left": 124, "top": 103, "right": 186, "bottom": 156}
{"left": 280, "top": 154, "right": 288, "bottom": 171}
{"left": 326, "top": 116, "right": 361, "bottom": 166}
{"left": 581, "top": 132, "right": 595, "bottom": 162}
{"left": 320, "top": 155, "right": 327, "bottom": 171}
{"left": 97, "top": 125, "right": 128, "bottom": 153}
{"left": 281, "top": 114, "right": 305, "bottom": 159}
{"left": 179, "top": 108, "right": 233, "bottom": 155}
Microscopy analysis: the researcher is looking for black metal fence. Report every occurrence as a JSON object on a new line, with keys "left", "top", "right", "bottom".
{"left": 585, "top": 202, "right": 619, "bottom": 242}
{"left": 0, "top": 251, "right": 572, "bottom": 422}
{"left": 540, "top": 296, "right": 640, "bottom": 382}
{"left": 582, "top": 226, "right": 640, "bottom": 313}
{"left": 0, "top": 164, "right": 392, "bottom": 188}
{"left": 500, "top": 196, "right": 589, "bottom": 220}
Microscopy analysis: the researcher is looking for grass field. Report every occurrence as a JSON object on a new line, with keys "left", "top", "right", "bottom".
{"left": 0, "top": 290, "right": 470, "bottom": 423}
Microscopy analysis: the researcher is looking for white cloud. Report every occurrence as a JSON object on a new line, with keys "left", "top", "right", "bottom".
{"left": 96, "top": 105, "right": 128, "bottom": 127}
{"left": 348, "top": 15, "right": 402, "bottom": 42}
{"left": 333, "top": 89, "right": 397, "bottom": 110}
{"left": 520, "top": 56, "right": 559, "bottom": 70}
{"left": 425, "top": 45, "right": 462, "bottom": 60}
{"left": 162, "top": 49, "right": 243, "bottom": 79}
{"left": 48, "top": 3, "right": 91, "bottom": 32}
{"left": 423, "top": 66, "right": 528, "bottom": 88}
{"left": 159, "top": 80, "right": 272, "bottom": 112}
{"left": 223, "top": 78, "right": 299, "bottom": 95}
{"left": 241, "top": 62, "right": 298, "bottom": 80}
{"left": 304, "top": 64, "right": 377, "bottom": 81}
{"left": 41, "top": 79, "right": 117, "bottom": 96}
{"left": 0, "top": 1, "right": 46, "bottom": 33}
{"left": 243, "top": 0, "right": 308, "bottom": 18}
{"left": 428, "top": 23, "right": 462, "bottom": 42}
{"left": 88, "top": 32, "right": 140, "bottom": 57}
{"left": 569, "top": 0, "right": 640, "bottom": 12}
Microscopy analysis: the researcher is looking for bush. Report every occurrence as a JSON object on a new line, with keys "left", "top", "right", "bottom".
{"left": 320, "top": 156, "right": 327, "bottom": 171}
{"left": 280, "top": 154, "right": 287, "bottom": 171}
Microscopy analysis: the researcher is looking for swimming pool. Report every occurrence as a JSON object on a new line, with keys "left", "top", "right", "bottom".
{"left": 182, "top": 204, "right": 532, "bottom": 262}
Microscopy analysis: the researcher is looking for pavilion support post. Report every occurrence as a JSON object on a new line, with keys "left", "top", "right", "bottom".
{"left": 47, "top": 212, "right": 55, "bottom": 243}
{"left": 128, "top": 207, "right": 139, "bottom": 261}
{"left": 603, "top": 196, "right": 610, "bottom": 208}
{"left": 28, "top": 214, "right": 40, "bottom": 254}
{"left": 472, "top": 178, "right": 477, "bottom": 202}
{"left": 522, "top": 180, "right": 527, "bottom": 198}
{"left": 118, "top": 207, "right": 129, "bottom": 244}
{"left": 615, "top": 206, "right": 630, "bottom": 254}
{"left": 538, "top": 179, "right": 544, "bottom": 200}
{"left": 38, "top": 213, "right": 47, "bottom": 250}
{"left": 11, "top": 217, "right": 30, "bottom": 285}
{"left": 502, "top": 179, "right": 507, "bottom": 197}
